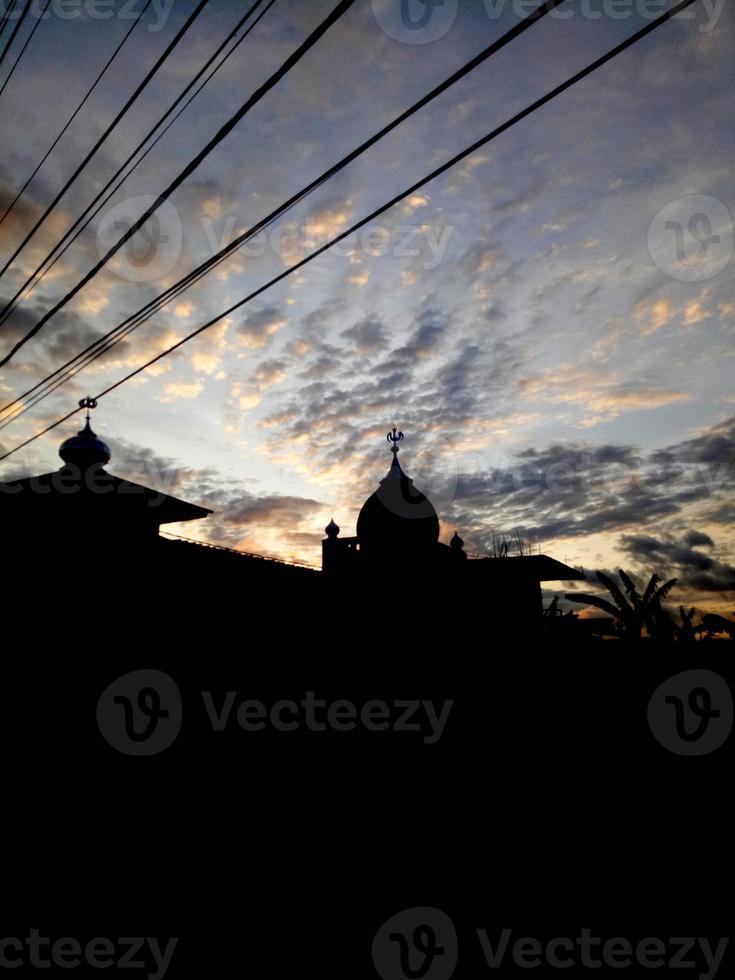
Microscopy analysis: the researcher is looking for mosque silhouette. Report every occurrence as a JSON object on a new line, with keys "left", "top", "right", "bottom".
{"left": 2, "top": 403, "right": 583, "bottom": 628}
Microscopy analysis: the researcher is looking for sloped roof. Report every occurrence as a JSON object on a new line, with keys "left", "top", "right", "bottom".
{"left": 0, "top": 467, "right": 211, "bottom": 526}
{"left": 469, "top": 554, "right": 586, "bottom": 582}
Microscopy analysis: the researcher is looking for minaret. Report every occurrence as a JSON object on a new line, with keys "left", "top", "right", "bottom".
{"left": 322, "top": 517, "right": 341, "bottom": 575}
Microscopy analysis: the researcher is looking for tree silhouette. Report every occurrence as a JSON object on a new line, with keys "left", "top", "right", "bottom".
{"left": 674, "top": 606, "right": 697, "bottom": 643}
{"left": 566, "top": 570, "right": 677, "bottom": 640}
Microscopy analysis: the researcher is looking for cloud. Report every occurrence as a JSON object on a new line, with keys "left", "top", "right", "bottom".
{"left": 634, "top": 298, "right": 675, "bottom": 334}
{"left": 401, "top": 194, "right": 430, "bottom": 217}
{"left": 621, "top": 532, "right": 735, "bottom": 594}
{"left": 340, "top": 318, "right": 388, "bottom": 355}
{"left": 156, "top": 380, "right": 204, "bottom": 403}
{"left": 519, "top": 364, "right": 690, "bottom": 427}
{"left": 303, "top": 198, "right": 353, "bottom": 241}
{"left": 235, "top": 306, "right": 288, "bottom": 350}
{"left": 347, "top": 269, "right": 370, "bottom": 287}
{"left": 445, "top": 416, "right": 734, "bottom": 552}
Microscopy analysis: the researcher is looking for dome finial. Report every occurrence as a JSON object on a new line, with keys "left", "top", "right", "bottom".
{"left": 79, "top": 395, "right": 97, "bottom": 421}
{"left": 385, "top": 425, "right": 406, "bottom": 479}
{"left": 387, "top": 424, "right": 404, "bottom": 457}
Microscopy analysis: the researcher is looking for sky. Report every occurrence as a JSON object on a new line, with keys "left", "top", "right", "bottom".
{"left": 0, "top": 0, "right": 733, "bottom": 611}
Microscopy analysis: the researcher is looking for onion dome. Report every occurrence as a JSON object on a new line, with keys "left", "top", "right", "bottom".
{"left": 59, "top": 398, "right": 111, "bottom": 469}
{"left": 450, "top": 531, "right": 464, "bottom": 550}
{"left": 356, "top": 427, "right": 439, "bottom": 560}
{"left": 325, "top": 518, "right": 340, "bottom": 538}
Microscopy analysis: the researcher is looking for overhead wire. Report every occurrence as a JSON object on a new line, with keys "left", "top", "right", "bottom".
{"left": 0, "top": 0, "right": 360, "bottom": 369}
{"left": 0, "top": 0, "right": 275, "bottom": 320}
{"left": 0, "top": 0, "right": 154, "bottom": 226}
{"left": 0, "top": 0, "right": 569, "bottom": 426}
{"left": 0, "top": 0, "right": 702, "bottom": 465}
{"left": 0, "top": 0, "right": 52, "bottom": 100}
{"left": 0, "top": 0, "right": 210, "bottom": 279}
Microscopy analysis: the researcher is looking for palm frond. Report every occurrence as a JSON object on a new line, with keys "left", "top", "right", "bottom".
{"left": 618, "top": 569, "right": 638, "bottom": 595}
{"left": 565, "top": 593, "right": 621, "bottom": 619}
{"left": 642, "top": 574, "right": 660, "bottom": 606}
{"left": 595, "top": 571, "right": 631, "bottom": 615}
{"left": 652, "top": 578, "right": 678, "bottom": 605}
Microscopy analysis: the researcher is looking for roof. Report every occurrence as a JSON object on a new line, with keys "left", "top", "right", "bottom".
{"left": 469, "top": 554, "right": 586, "bottom": 582}
{"left": 0, "top": 467, "right": 212, "bottom": 526}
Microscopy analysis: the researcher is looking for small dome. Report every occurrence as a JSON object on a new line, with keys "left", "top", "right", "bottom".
{"left": 59, "top": 418, "right": 111, "bottom": 469}
{"left": 325, "top": 518, "right": 340, "bottom": 538}
{"left": 450, "top": 531, "right": 464, "bottom": 550}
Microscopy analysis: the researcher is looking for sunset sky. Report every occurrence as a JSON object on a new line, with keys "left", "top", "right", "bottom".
{"left": 0, "top": 0, "right": 733, "bottom": 610}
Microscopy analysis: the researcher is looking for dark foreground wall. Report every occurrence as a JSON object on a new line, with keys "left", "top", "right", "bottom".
{"left": 2, "top": 618, "right": 732, "bottom": 978}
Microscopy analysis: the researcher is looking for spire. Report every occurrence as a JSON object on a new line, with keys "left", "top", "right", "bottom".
{"left": 384, "top": 424, "right": 406, "bottom": 480}
{"left": 81, "top": 395, "right": 96, "bottom": 423}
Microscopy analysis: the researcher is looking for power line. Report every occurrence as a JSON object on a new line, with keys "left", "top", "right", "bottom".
{"left": 0, "top": 0, "right": 568, "bottom": 425}
{"left": 0, "top": 0, "right": 154, "bottom": 226}
{"left": 0, "top": 0, "right": 52, "bottom": 100}
{"left": 0, "top": 0, "right": 19, "bottom": 40}
{"left": 0, "top": 0, "right": 701, "bottom": 467}
{"left": 0, "top": 0, "right": 209, "bottom": 281}
{"left": 0, "top": 0, "right": 29, "bottom": 73}
{"left": 0, "top": 0, "right": 274, "bottom": 325}
{"left": 0, "top": 0, "right": 359, "bottom": 368}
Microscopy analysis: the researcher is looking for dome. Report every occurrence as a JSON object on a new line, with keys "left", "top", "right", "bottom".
{"left": 59, "top": 417, "right": 111, "bottom": 469}
{"left": 325, "top": 518, "right": 340, "bottom": 538}
{"left": 357, "top": 430, "right": 439, "bottom": 560}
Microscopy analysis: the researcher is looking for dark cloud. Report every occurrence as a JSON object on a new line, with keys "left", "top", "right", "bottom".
{"left": 649, "top": 415, "right": 735, "bottom": 468}
{"left": 340, "top": 318, "right": 388, "bottom": 355}
{"left": 220, "top": 494, "right": 323, "bottom": 528}
{"left": 388, "top": 308, "right": 449, "bottom": 368}
{"left": 684, "top": 530, "right": 714, "bottom": 549}
{"left": 621, "top": 532, "right": 735, "bottom": 594}
{"left": 106, "top": 437, "right": 209, "bottom": 498}
{"left": 235, "top": 305, "right": 288, "bottom": 348}
{"left": 446, "top": 418, "right": 734, "bottom": 549}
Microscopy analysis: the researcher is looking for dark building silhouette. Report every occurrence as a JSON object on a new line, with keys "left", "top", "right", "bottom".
{"left": 2, "top": 404, "right": 210, "bottom": 564}
{"left": 322, "top": 427, "right": 584, "bottom": 623}
{"left": 1, "top": 410, "right": 582, "bottom": 628}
